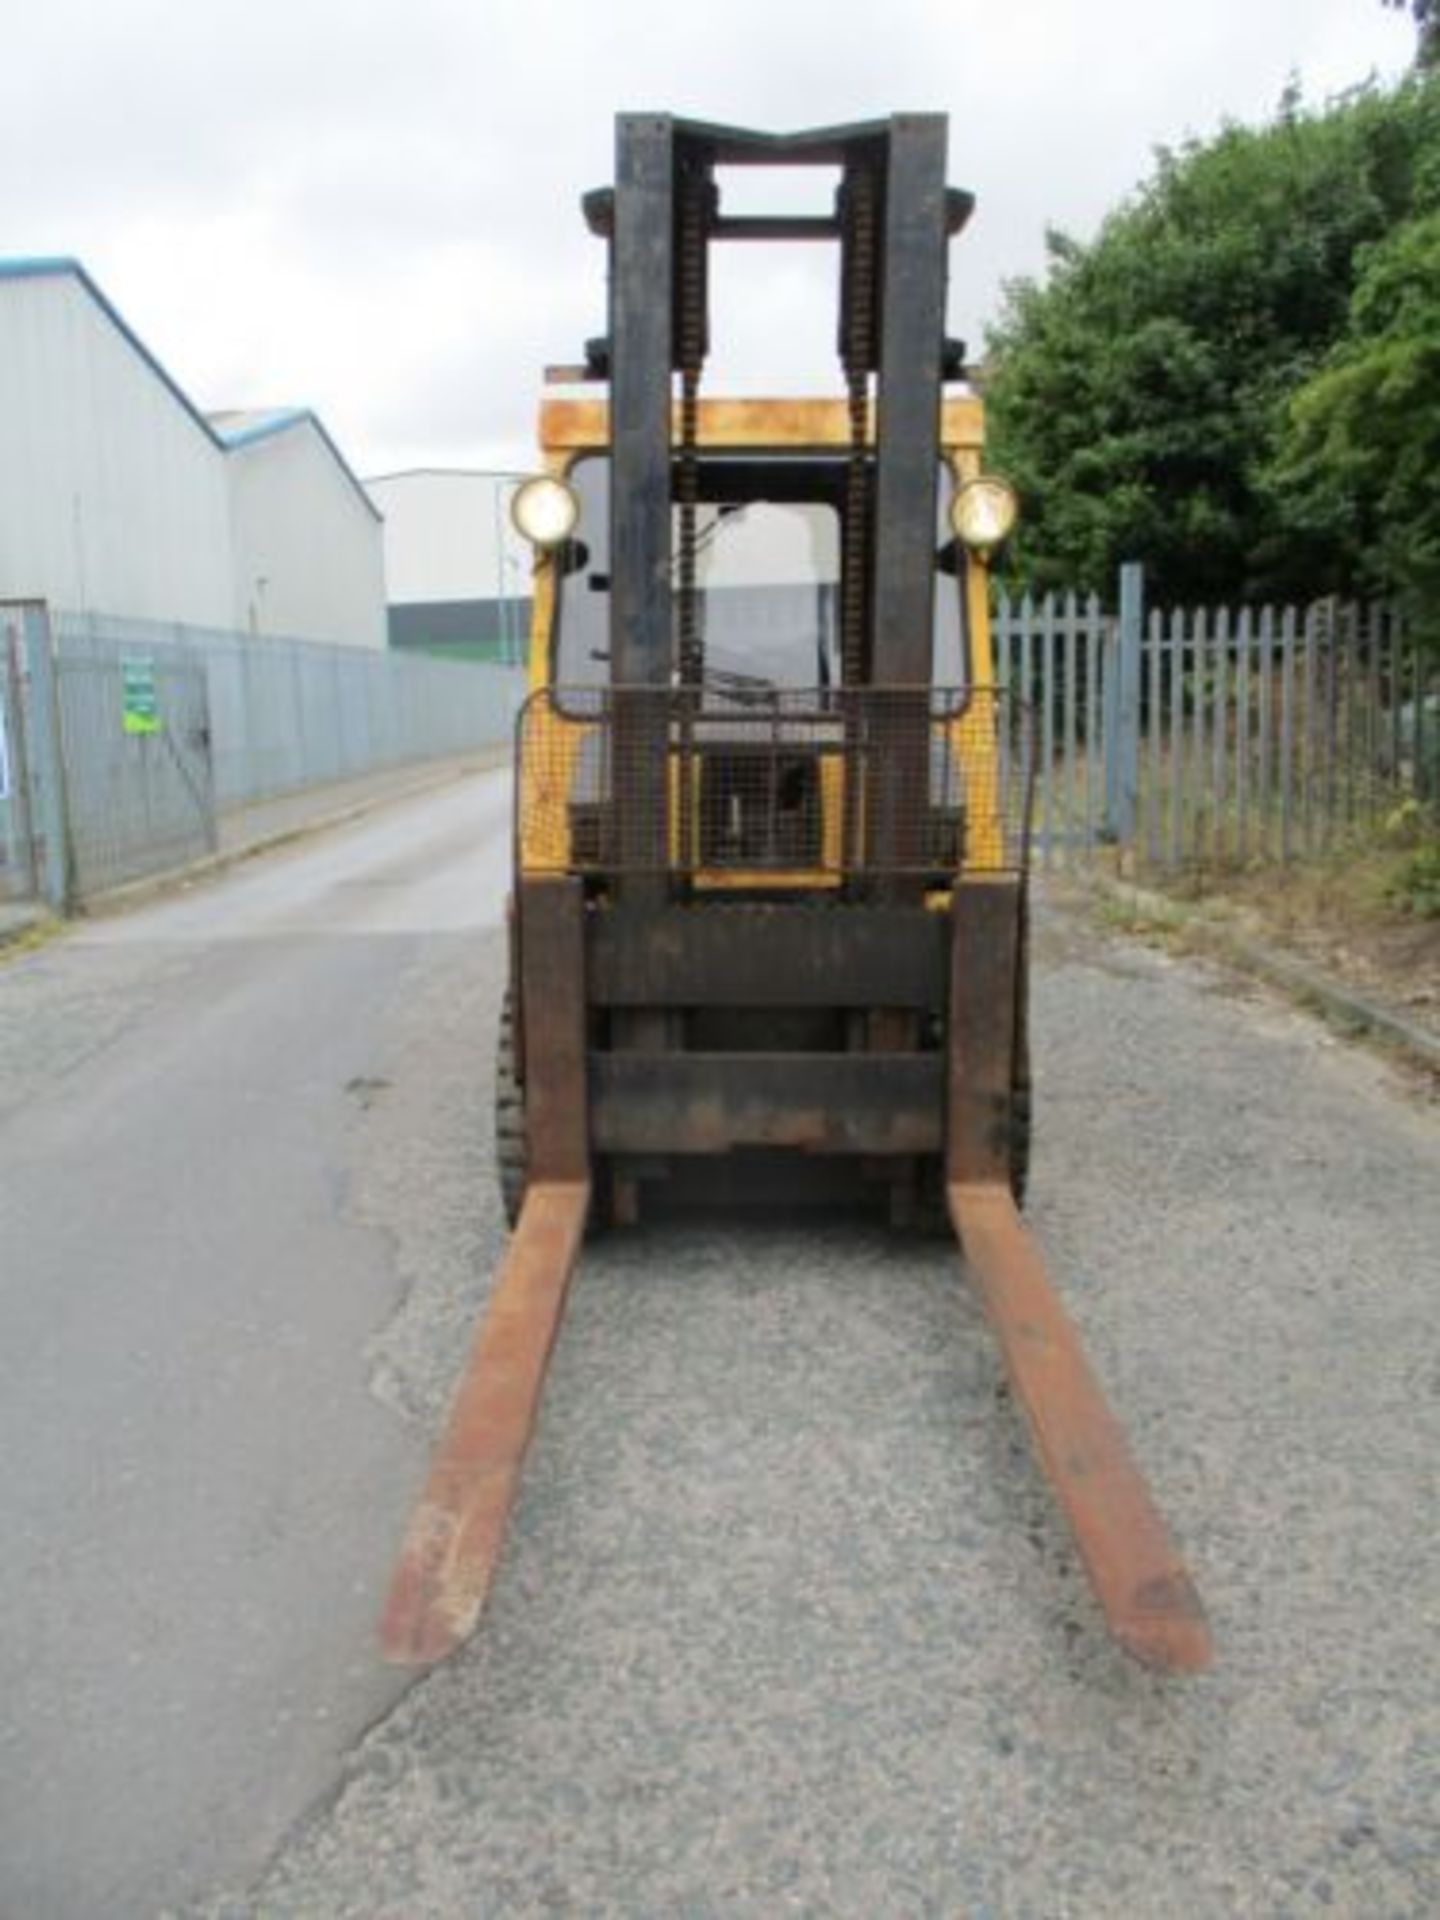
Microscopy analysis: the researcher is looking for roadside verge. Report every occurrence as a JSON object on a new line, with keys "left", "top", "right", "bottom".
{"left": 1062, "top": 869, "right": 1440, "bottom": 1078}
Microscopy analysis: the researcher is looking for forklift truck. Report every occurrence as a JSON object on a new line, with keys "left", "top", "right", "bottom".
{"left": 381, "top": 115, "right": 1210, "bottom": 1674}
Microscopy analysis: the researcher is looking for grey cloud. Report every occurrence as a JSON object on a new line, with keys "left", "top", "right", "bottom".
{"left": 0, "top": 0, "right": 1415, "bottom": 473}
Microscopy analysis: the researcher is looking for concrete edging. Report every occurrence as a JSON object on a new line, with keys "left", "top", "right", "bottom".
{"left": 1078, "top": 870, "right": 1440, "bottom": 1074}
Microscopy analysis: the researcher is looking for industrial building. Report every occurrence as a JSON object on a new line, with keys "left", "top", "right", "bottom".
{"left": 364, "top": 468, "right": 530, "bottom": 662}
{"left": 211, "top": 410, "right": 387, "bottom": 646}
{"left": 0, "top": 258, "right": 386, "bottom": 648}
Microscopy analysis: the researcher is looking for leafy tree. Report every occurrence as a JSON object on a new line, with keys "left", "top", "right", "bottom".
{"left": 1266, "top": 210, "right": 1440, "bottom": 625}
{"left": 984, "top": 77, "right": 1440, "bottom": 604}
{"left": 1383, "top": 0, "right": 1439, "bottom": 69}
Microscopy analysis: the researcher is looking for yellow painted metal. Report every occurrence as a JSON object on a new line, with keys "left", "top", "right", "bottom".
{"left": 525, "top": 562, "right": 555, "bottom": 695}
{"left": 668, "top": 751, "right": 683, "bottom": 867}
{"left": 965, "top": 550, "right": 996, "bottom": 684}
{"left": 538, "top": 394, "right": 984, "bottom": 454}
{"left": 517, "top": 697, "right": 582, "bottom": 872}
{"left": 670, "top": 746, "right": 840, "bottom": 888}
{"left": 516, "top": 392, "right": 1010, "bottom": 884}
{"left": 957, "top": 557, "right": 1004, "bottom": 869}
{"left": 819, "top": 750, "right": 845, "bottom": 873}
{"left": 691, "top": 870, "right": 841, "bottom": 891}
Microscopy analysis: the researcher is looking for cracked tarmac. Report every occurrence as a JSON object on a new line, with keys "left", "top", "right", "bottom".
{"left": 2, "top": 766, "right": 1437, "bottom": 1917}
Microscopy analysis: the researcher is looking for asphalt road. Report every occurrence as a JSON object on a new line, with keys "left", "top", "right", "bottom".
{"left": 2, "top": 768, "right": 1437, "bottom": 1918}
{"left": 0, "top": 770, "right": 508, "bottom": 1917}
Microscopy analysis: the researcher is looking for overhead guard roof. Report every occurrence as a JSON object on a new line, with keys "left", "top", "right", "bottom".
{"left": 584, "top": 115, "right": 973, "bottom": 240}
{"left": 658, "top": 114, "right": 898, "bottom": 165}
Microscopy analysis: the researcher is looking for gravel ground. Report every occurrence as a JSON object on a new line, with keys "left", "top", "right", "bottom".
{"left": 215, "top": 896, "right": 1439, "bottom": 1919}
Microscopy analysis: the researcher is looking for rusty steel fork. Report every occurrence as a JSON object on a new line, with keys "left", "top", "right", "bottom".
{"left": 949, "top": 876, "right": 1211, "bottom": 1673}
{"left": 382, "top": 878, "right": 591, "bottom": 1667}
{"left": 949, "top": 1180, "right": 1211, "bottom": 1671}
{"left": 380, "top": 1180, "right": 590, "bottom": 1666}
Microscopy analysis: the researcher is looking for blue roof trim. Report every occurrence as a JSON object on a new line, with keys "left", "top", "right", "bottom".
{"left": 217, "top": 408, "right": 381, "bottom": 522}
{"left": 0, "top": 255, "right": 225, "bottom": 448}
{"left": 0, "top": 254, "right": 83, "bottom": 278}
{"left": 211, "top": 409, "right": 310, "bottom": 449}
{"left": 0, "top": 256, "right": 381, "bottom": 520}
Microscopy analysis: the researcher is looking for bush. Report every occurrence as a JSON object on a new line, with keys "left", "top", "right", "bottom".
{"left": 1386, "top": 839, "right": 1440, "bottom": 916}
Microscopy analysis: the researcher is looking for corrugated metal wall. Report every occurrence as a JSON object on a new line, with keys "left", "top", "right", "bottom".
{"left": 40, "top": 610, "right": 524, "bottom": 900}
{"left": 0, "top": 274, "right": 235, "bottom": 628}
{"left": 228, "top": 425, "right": 388, "bottom": 649}
{"left": 0, "top": 267, "right": 389, "bottom": 654}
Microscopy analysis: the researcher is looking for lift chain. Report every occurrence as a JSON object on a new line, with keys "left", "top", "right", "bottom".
{"left": 838, "top": 160, "right": 879, "bottom": 874}
{"left": 676, "top": 160, "right": 710, "bottom": 693}
{"left": 840, "top": 161, "right": 878, "bottom": 691}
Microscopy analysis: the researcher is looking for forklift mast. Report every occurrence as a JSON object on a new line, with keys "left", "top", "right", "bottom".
{"left": 593, "top": 114, "right": 967, "bottom": 692}
{"left": 582, "top": 115, "right": 976, "bottom": 892}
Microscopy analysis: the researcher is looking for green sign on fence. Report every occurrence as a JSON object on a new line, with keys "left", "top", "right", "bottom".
{"left": 121, "top": 657, "right": 161, "bottom": 735}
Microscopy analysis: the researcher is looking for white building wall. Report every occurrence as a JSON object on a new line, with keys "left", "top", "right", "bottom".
{"left": 365, "top": 469, "right": 833, "bottom": 607}
{"left": 365, "top": 470, "right": 523, "bottom": 606}
{"left": 228, "top": 425, "right": 386, "bottom": 649}
{"left": 699, "top": 501, "right": 839, "bottom": 588}
{"left": 0, "top": 272, "right": 234, "bottom": 625}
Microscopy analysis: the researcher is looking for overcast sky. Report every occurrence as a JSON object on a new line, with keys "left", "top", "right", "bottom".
{"left": 1, "top": 1, "right": 1416, "bottom": 477}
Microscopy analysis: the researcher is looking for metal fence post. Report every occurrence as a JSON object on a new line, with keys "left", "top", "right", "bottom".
{"left": 20, "top": 602, "right": 75, "bottom": 913}
{"left": 2, "top": 610, "right": 38, "bottom": 898}
{"left": 1103, "top": 562, "right": 1144, "bottom": 846}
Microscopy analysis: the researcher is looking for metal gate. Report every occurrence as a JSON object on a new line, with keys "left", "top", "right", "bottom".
{"left": 994, "top": 587, "right": 1116, "bottom": 867}
{"left": 53, "top": 633, "right": 217, "bottom": 897}
{"left": 995, "top": 568, "right": 1436, "bottom": 873}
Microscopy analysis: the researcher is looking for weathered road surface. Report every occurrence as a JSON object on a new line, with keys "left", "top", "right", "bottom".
{"left": 0, "top": 771, "right": 508, "bottom": 1917}
{"left": 2, "top": 768, "right": 1437, "bottom": 1918}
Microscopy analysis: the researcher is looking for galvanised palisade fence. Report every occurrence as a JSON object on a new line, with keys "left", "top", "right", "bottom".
{"left": 995, "top": 568, "right": 1438, "bottom": 872}
{"left": 50, "top": 623, "right": 218, "bottom": 897}
{"left": 2, "top": 603, "right": 524, "bottom": 907}
{"left": 5, "top": 581, "right": 1434, "bottom": 908}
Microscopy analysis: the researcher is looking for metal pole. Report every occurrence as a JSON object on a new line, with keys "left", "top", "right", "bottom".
{"left": 2, "top": 609, "right": 38, "bottom": 898}
{"left": 491, "top": 476, "right": 528, "bottom": 667}
{"left": 19, "top": 603, "right": 74, "bottom": 913}
{"left": 479, "top": 470, "right": 534, "bottom": 669}
{"left": 492, "top": 479, "right": 507, "bottom": 664}
{"left": 1104, "top": 562, "right": 1143, "bottom": 846}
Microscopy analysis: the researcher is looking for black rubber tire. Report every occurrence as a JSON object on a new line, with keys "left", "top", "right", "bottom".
{"left": 1009, "top": 884, "right": 1032, "bottom": 1211}
{"left": 495, "top": 991, "right": 526, "bottom": 1228}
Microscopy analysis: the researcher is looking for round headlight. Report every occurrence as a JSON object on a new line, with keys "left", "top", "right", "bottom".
{"left": 510, "top": 474, "right": 580, "bottom": 548}
{"left": 950, "top": 475, "right": 1018, "bottom": 554}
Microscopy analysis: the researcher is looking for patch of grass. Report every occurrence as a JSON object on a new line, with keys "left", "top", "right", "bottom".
{"left": 1092, "top": 892, "right": 1188, "bottom": 946}
{"left": 1386, "top": 841, "right": 1440, "bottom": 919}
{"left": 0, "top": 916, "right": 64, "bottom": 963}
{"left": 1132, "top": 806, "right": 1440, "bottom": 1036}
{"left": 1153, "top": 815, "right": 1435, "bottom": 938}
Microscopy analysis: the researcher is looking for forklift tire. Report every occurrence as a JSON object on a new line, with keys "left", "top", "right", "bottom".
{"left": 1009, "top": 1066, "right": 1031, "bottom": 1210}
{"left": 495, "top": 991, "right": 526, "bottom": 1229}
{"left": 1009, "top": 884, "right": 1032, "bottom": 1210}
